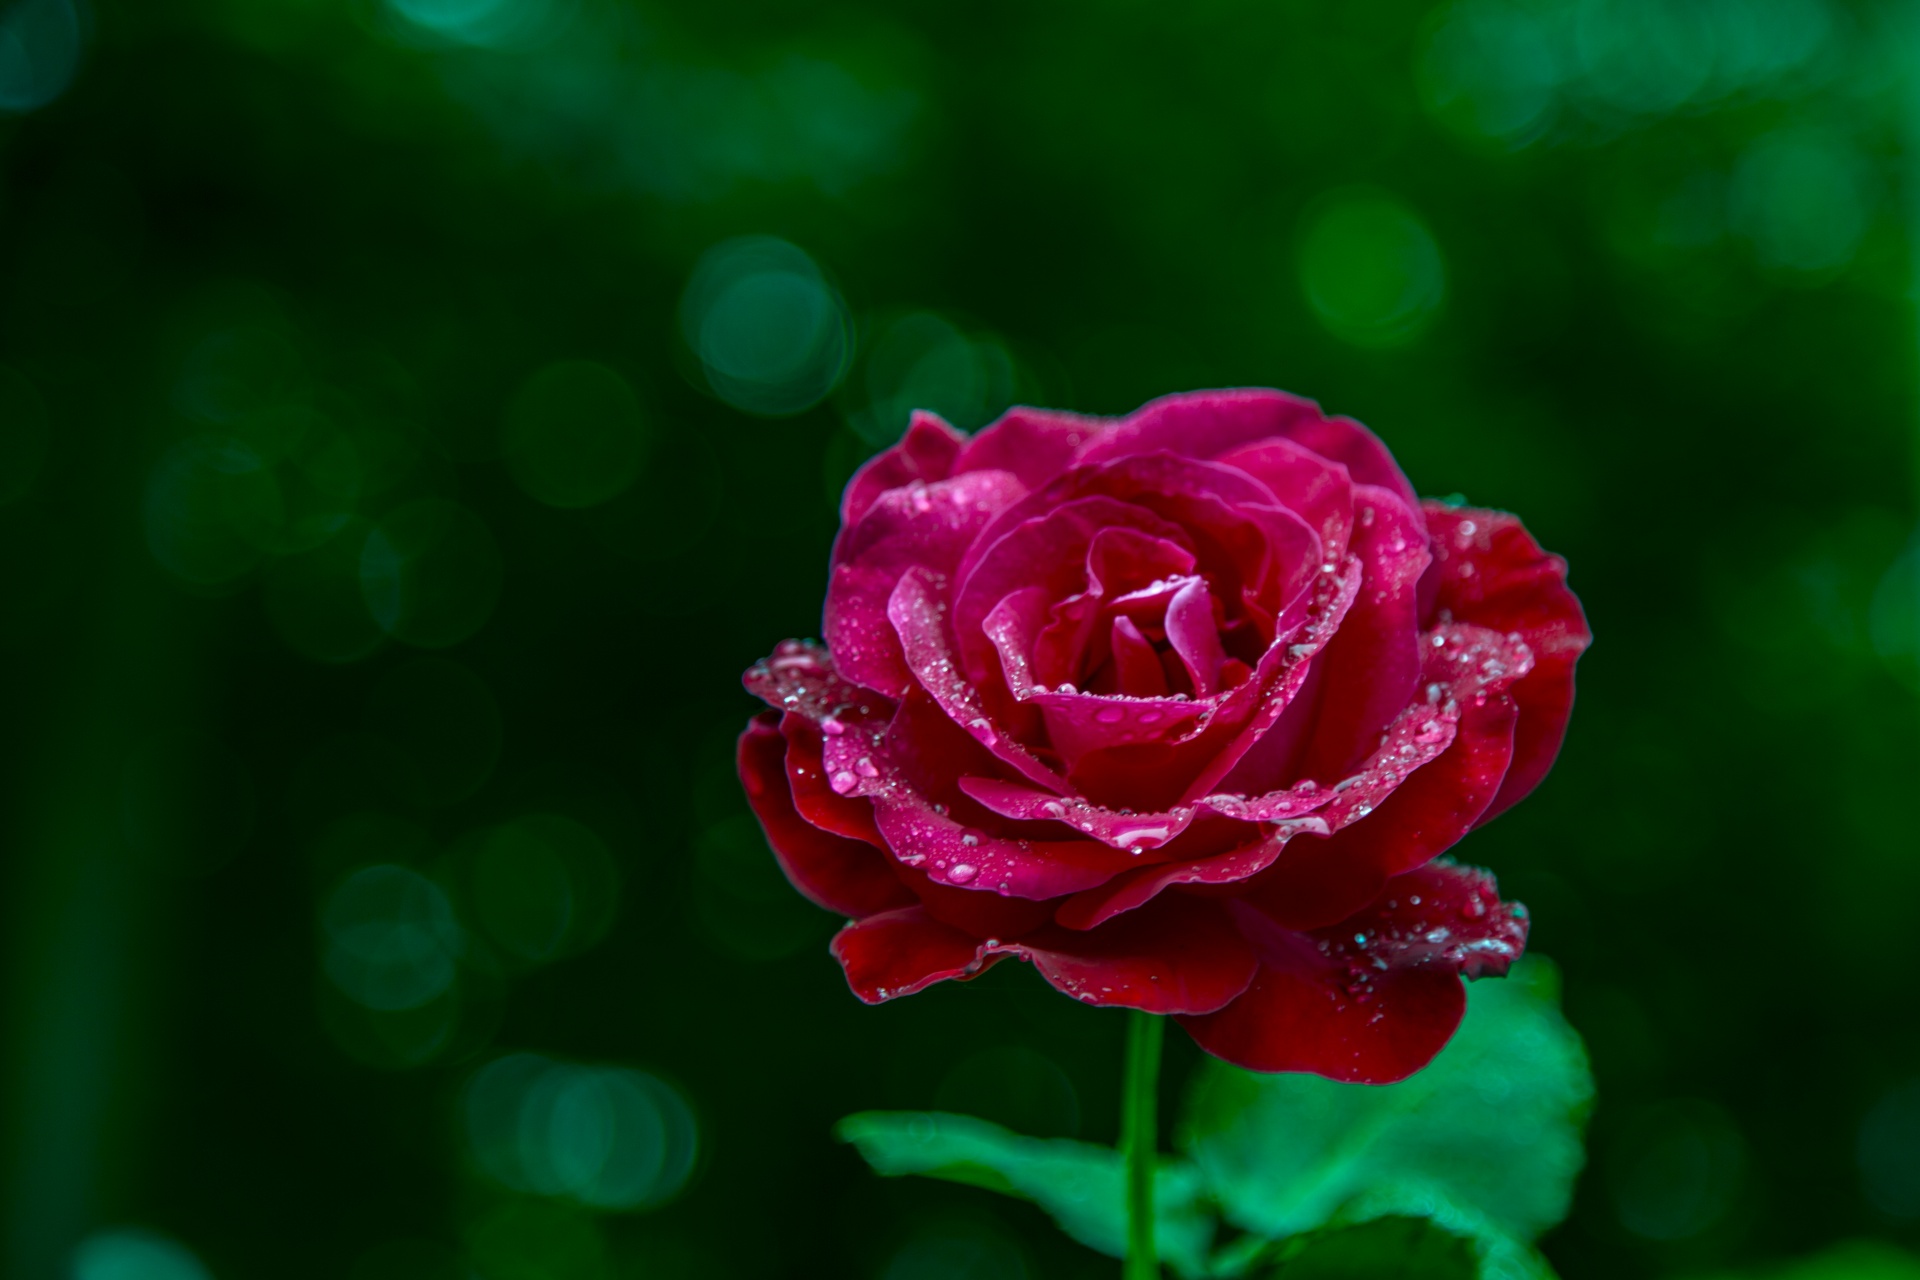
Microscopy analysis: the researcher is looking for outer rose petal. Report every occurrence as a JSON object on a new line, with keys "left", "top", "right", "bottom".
{"left": 1181, "top": 962, "right": 1466, "bottom": 1083}
{"left": 1072, "top": 388, "right": 1324, "bottom": 470}
{"left": 954, "top": 405, "right": 1108, "bottom": 487}
{"left": 826, "top": 469, "right": 1026, "bottom": 698}
{"left": 738, "top": 714, "right": 915, "bottom": 918}
{"left": 840, "top": 410, "right": 965, "bottom": 526}
{"left": 1179, "top": 861, "right": 1527, "bottom": 1082}
{"left": 832, "top": 895, "right": 1259, "bottom": 1015}
{"left": 1072, "top": 388, "right": 1422, "bottom": 515}
{"left": 832, "top": 906, "right": 1004, "bottom": 1002}
{"left": 1012, "top": 896, "right": 1258, "bottom": 1014}
{"left": 1421, "top": 504, "right": 1590, "bottom": 822}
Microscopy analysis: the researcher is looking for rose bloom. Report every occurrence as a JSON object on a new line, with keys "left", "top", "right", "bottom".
{"left": 739, "top": 390, "right": 1588, "bottom": 1082}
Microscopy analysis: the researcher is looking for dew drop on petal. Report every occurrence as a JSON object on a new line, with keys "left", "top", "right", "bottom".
{"left": 949, "top": 863, "right": 977, "bottom": 884}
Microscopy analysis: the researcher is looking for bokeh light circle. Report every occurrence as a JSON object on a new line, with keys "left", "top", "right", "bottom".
{"left": 1729, "top": 127, "right": 1871, "bottom": 276}
{"left": 1298, "top": 190, "right": 1447, "bottom": 348}
{"left": 264, "top": 518, "right": 387, "bottom": 664}
{"left": 502, "top": 360, "right": 651, "bottom": 509}
{"left": 1859, "top": 1079, "right": 1920, "bottom": 1218}
{"left": 679, "top": 236, "right": 850, "bottom": 416}
{"left": 1606, "top": 1097, "right": 1745, "bottom": 1240}
{"left": 143, "top": 436, "right": 269, "bottom": 586}
{"left": 322, "top": 863, "right": 463, "bottom": 1011}
{"left": 852, "top": 312, "right": 1017, "bottom": 445}
{"left": 466, "top": 1053, "right": 698, "bottom": 1210}
{"left": 71, "top": 1229, "right": 212, "bottom": 1280}
{"left": 383, "top": 0, "right": 565, "bottom": 49}
{"left": 468, "top": 813, "right": 619, "bottom": 964}
{"left": 360, "top": 498, "right": 504, "bottom": 648}
{"left": 0, "top": 0, "right": 82, "bottom": 115}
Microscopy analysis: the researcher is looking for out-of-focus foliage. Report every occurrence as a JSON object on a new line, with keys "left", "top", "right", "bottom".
{"left": 1685, "top": 1241, "right": 1920, "bottom": 1280}
{"left": 837, "top": 1111, "right": 1216, "bottom": 1276}
{"left": 0, "top": 0, "right": 1917, "bottom": 1276}
{"left": 842, "top": 958, "right": 1589, "bottom": 1278}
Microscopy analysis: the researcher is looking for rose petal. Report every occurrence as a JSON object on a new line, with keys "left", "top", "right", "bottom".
{"left": 743, "top": 639, "right": 895, "bottom": 727}
{"left": 1060, "top": 557, "right": 1356, "bottom": 811}
{"left": 1054, "top": 678, "right": 1472, "bottom": 929}
{"left": 1243, "top": 620, "right": 1531, "bottom": 928}
{"left": 833, "top": 895, "right": 1259, "bottom": 1015}
{"left": 953, "top": 495, "right": 1192, "bottom": 688}
{"left": 954, "top": 404, "right": 1109, "bottom": 487}
{"left": 779, "top": 713, "right": 882, "bottom": 844}
{"left": 888, "top": 566, "right": 1073, "bottom": 793}
{"left": 840, "top": 410, "right": 966, "bottom": 526}
{"left": 982, "top": 585, "right": 1055, "bottom": 700}
{"left": 953, "top": 452, "right": 1311, "bottom": 641}
{"left": 1173, "top": 557, "right": 1362, "bottom": 801}
{"left": 1070, "top": 388, "right": 1421, "bottom": 518}
{"left": 738, "top": 713, "right": 915, "bottom": 918}
{"left": 1292, "top": 485, "right": 1430, "bottom": 782}
{"left": 1165, "top": 577, "right": 1228, "bottom": 696}
{"left": 1010, "top": 896, "right": 1259, "bottom": 1014}
{"left": 826, "top": 470, "right": 1027, "bottom": 698}
{"left": 957, "top": 774, "right": 1205, "bottom": 852}
{"left": 1110, "top": 615, "right": 1170, "bottom": 697}
{"left": 1034, "top": 688, "right": 1209, "bottom": 770}
{"left": 1050, "top": 821, "right": 1322, "bottom": 931}
{"left": 1071, "top": 388, "right": 1327, "bottom": 471}
{"left": 1179, "top": 862, "right": 1526, "bottom": 1081}
{"left": 1421, "top": 504, "right": 1590, "bottom": 823}
{"left": 831, "top": 905, "right": 1005, "bottom": 1003}
{"left": 1178, "top": 960, "right": 1465, "bottom": 1083}
{"left": 822, "top": 684, "right": 1149, "bottom": 899}
{"left": 1214, "top": 437, "right": 1356, "bottom": 563}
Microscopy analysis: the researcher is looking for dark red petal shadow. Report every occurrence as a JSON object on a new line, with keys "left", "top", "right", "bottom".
{"left": 738, "top": 714, "right": 915, "bottom": 918}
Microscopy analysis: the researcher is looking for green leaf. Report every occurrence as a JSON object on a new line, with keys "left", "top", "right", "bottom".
{"left": 1179, "top": 957, "right": 1592, "bottom": 1248}
{"left": 835, "top": 1110, "right": 1215, "bottom": 1277}
{"left": 1310, "top": 1186, "right": 1557, "bottom": 1280}
{"left": 1268, "top": 1215, "right": 1477, "bottom": 1279}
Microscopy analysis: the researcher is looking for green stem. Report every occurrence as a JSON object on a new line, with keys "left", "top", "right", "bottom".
{"left": 1120, "top": 1010, "right": 1165, "bottom": 1280}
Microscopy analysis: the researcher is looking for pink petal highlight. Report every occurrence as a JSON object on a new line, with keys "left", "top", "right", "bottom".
{"left": 1165, "top": 577, "right": 1227, "bottom": 696}
{"left": 826, "top": 469, "right": 1027, "bottom": 697}
{"left": 839, "top": 410, "right": 966, "bottom": 526}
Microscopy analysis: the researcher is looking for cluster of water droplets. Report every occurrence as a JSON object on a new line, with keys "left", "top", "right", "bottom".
{"left": 1311, "top": 866, "right": 1528, "bottom": 1016}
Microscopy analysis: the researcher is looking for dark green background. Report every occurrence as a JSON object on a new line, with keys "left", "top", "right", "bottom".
{"left": 3, "top": 0, "right": 1918, "bottom": 1277}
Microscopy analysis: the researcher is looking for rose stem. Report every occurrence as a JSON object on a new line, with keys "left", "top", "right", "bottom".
{"left": 1121, "top": 1009, "right": 1165, "bottom": 1280}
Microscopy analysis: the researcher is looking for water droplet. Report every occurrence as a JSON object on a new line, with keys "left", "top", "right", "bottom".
{"left": 854, "top": 756, "right": 879, "bottom": 778}
{"left": 829, "top": 770, "right": 857, "bottom": 794}
{"left": 960, "top": 834, "right": 980, "bottom": 847}
{"left": 949, "top": 863, "right": 977, "bottom": 884}
{"left": 821, "top": 717, "right": 846, "bottom": 737}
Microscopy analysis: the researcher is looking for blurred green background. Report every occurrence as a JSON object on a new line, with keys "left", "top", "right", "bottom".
{"left": 3, "top": 0, "right": 1919, "bottom": 1276}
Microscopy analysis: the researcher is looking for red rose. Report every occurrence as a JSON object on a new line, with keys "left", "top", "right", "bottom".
{"left": 739, "top": 390, "right": 1589, "bottom": 1082}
